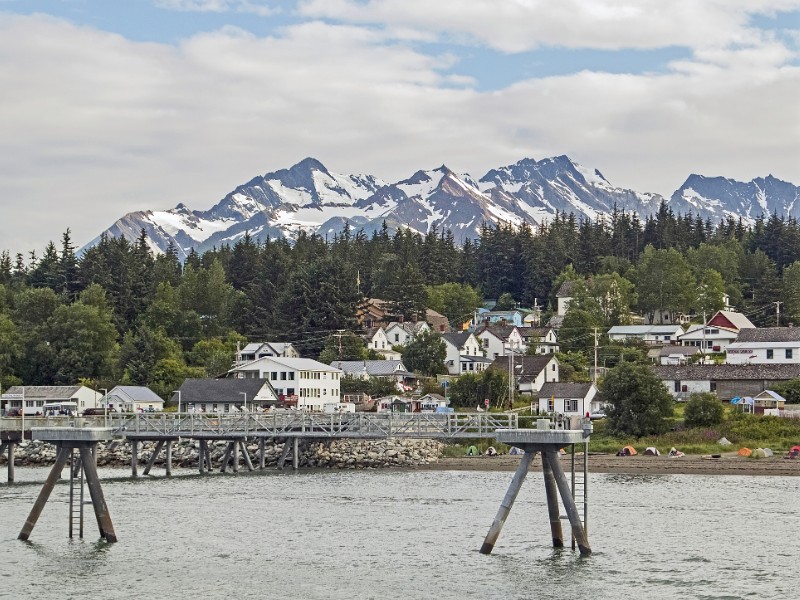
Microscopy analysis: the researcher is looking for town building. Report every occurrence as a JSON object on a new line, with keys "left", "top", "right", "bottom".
{"left": 725, "top": 327, "right": 800, "bottom": 365}
{"left": 1, "top": 385, "right": 102, "bottom": 416}
{"left": 103, "top": 386, "right": 164, "bottom": 412}
{"left": 175, "top": 378, "right": 278, "bottom": 413}
{"left": 536, "top": 382, "right": 601, "bottom": 416}
{"left": 441, "top": 332, "right": 487, "bottom": 375}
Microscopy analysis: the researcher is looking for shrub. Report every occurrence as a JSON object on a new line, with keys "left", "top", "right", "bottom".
{"left": 684, "top": 393, "right": 724, "bottom": 428}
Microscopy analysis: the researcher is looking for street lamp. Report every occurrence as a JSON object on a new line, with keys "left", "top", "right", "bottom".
{"left": 240, "top": 392, "right": 247, "bottom": 413}
{"left": 173, "top": 390, "right": 181, "bottom": 415}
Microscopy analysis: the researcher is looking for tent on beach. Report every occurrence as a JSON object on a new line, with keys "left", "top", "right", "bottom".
{"left": 617, "top": 445, "right": 637, "bottom": 456}
{"left": 644, "top": 447, "right": 661, "bottom": 456}
{"left": 737, "top": 447, "right": 752, "bottom": 457}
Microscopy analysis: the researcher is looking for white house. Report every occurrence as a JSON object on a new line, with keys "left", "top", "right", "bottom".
{"left": 725, "top": 327, "right": 800, "bottom": 365}
{"left": 385, "top": 321, "right": 430, "bottom": 347}
{"left": 236, "top": 342, "right": 299, "bottom": 366}
{"left": 537, "top": 382, "right": 600, "bottom": 416}
{"left": 519, "top": 326, "right": 559, "bottom": 354}
{"left": 104, "top": 386, "right": 164, "bottom": 412}
{"left": 367, "top": 327, "right": 391, "bottom": 352}
{"left": 658, "top": 345, "right": 700, "bottom": 365}
{"left": 330, "top": 360, "right": 410, "bottom": 381}
{"left": 607, "top": 325, "right": 684, "bottom": 345}
{"left": 489, "top": 355, "right": 560, "bottom": 395}
{"left": 228, "top": 356, "right": 342, "bottom": 412}
{"left": 475, "top": 325, "right": 525, "bottom": 360}
{"left": 175, "top": 378, "right": 278, "bottom": 413}
{"left": 441, "top": 332, "right": 484, "bottom": 376}
{"left": 2, "top": 385, "right": 102, "bottom": 416}
{"left": 678, "top": 324, "right": 740, "bottom": 353}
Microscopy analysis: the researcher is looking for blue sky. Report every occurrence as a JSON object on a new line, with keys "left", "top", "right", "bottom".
{"left": 1, "top": 0, "right": 799, "bottom": 252}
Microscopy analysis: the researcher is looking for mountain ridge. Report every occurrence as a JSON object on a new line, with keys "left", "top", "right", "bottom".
{"left": 84, "top": 156, "right": 800, "bottom": 258}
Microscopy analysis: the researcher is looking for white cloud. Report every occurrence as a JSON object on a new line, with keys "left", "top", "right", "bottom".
{"left": 155, "top": 0, "right": 277, "bottom": 16}
{"left": 0, "top": 10, "right": 797, "bottom": 254}
{"left": 299, "top": 0, "right": 800, "bottom": 53}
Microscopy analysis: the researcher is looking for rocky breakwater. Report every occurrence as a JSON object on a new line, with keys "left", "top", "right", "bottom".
{"left": 1, "top": 438, "right": 444, "bottom": 470}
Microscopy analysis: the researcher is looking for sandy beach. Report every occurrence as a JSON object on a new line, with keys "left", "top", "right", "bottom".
{"left": 425, "top": 453, "right": 800, "bottom": 476}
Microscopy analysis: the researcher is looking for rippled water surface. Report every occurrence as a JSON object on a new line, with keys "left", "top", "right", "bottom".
{"left": 1, "top": 467, "right": 798, "bottom": 599}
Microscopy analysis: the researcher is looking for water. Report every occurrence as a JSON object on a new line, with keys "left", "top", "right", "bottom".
{"left": 1, "top": 467, "right": 798, "bottom": 600}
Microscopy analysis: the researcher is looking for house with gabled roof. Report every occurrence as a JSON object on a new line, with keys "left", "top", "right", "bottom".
{"left": 1, "top": 385, "right": 102, "bottom": 416}
{"left": 475, "top": 324, "right": 525, "bottom": 360}
{"left": 175, "top": 378, "right": 278, "bottom": 413}
{"left": 519, "top": 326, "right": 559, "bottom": 354}
{"left": 489, "top": 354, "right": 559, "bottom": 395}
{"left": 725, "top": 327, "right": 800, "bottom": 365}
{"left": 227, "top": 356, "right": 342, "bottom": 412}
{"left": 385, "top": 321, "right": 430, "bottom": 347}
{"left": 707, "top": 310, "right": 756, "bottom": 332}
{"left": 608, "top": 325, "right": 684, "bottom": 345}
{"left": 236, "top": 341, "right": 299, "bottom": 365}
{"left": 678, "top": 311, "right": 755, "bottom": 354}
{"left": 441, "top": 332, "right": 485, "bottom": 375}
{"left": 330, "top": 360, "right": 411, "bottom": 382}
{"left": 537, "top": 382, "right": 600, "bottom": 417}
{"left": 104, "top": 386, "right": 164, "bottom": 412}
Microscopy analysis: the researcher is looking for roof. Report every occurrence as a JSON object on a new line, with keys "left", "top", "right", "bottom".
{"left": 426, "top": 308, "right": 450, "bottom": 332}
{"left": 538, "top": 382, "right": 595, "bottom": 399}
{"left": 231, "top": 356, "right": 342, "bottom": 373}
{"left": 651, "top": 364, "right": 800, "bottom": 381}
{"left": 753, "top": 389, "right": 786, "bottom": 402}
{"left": 177, "top": 378, "right": 276, "bottom": 405}
{"left": 330, "top": 360, "right": 408, "bottom": 377}
{"left": 2, "top": 385, "right": 83, "bottom": 399}
{"left": 735, "top": 327, "right": 800, "bottom": 343}
{"left": 556, "top": 280, "right": 580, "bottom": 298}
{"left": 441, "top": 332, "right": 472, "bottom": 348}
{"left": 708, "top": 310, "right": 755, "bottom": 331}
{"left": 659, "top": 346, "right": 700, "bottom": 357}
{"left": 109, "top": 386, "right": 164, "bottom": 403}
{"left": 386, "top": 321, "right": 428, "bottom": 334}
{"left": 520, "top": 327, "right": 552, "bottom": 339}
{"left": 489, "top": 354, "right": 556, "bottom": 378}
{"left": 475, "top": 324, "right": 518, "bottom": 341}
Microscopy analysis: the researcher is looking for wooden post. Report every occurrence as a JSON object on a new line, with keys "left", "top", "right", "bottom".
{"left": 480, "top": 450, "right": 535, "bottom": 554}
{"left": 7, "top": 441, "right": 15, "bottom": 483}
{"left": 541, "top": 451, "right": 564, "bottom": 548}
{"left": 292, "top": 437, "right": 299, "bottom": 470}
{"left": 18, "top": 446, "right": 69, "bottom": 540}
{"left": 0, "top": 442, "right": 6, "bottom": 482}
{"left": 198, "top": 440, "right": 206, "bottom": 474}
{"left": 232, "top": 440, "right": 239, "bottom": 473}
{"left": 240, "top": 440, "right": 255, "bottom": 471}
{"left": 80, "top": 446, "right": 117, "bottom": 543}
{"left": 543, "top": 449, "right": 591, "bottom": 555}
{"left": 142, "top": 440, "right": 165, "bottom": 476}
{"left": 277, "top": 439, "right": 291, "bottom": 470}
{"left": 220, "top": 442, "right": 232, "bottom": 473}
{"left": 205, "top": 442, "right": 213, "bottom": 472}
{"left": 165, "top": 440, "right": 173, "bottom": 477}
{"left": 130, "top": 440, "right": 139, "bottom": 478}
{"left": 259, "top": 437, "right": 266, "bottom": 470}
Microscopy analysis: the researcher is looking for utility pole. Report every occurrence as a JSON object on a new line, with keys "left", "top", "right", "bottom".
{"left": 774, "top": 301, "right": 782, "bottom": 326}
{"left": 508, "top": 345, "right": 514, "bottom": 411}
{"left": 334, "top": 330, "right": 344, "bottom": 359}
{"left": 593, "top": 328, "right": 598, "bottom": 384}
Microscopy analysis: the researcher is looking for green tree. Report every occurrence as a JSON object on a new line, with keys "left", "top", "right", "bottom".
{"left": 602, "top": 362, "right": 674, "bottom": 436}
{"left": 319, "top": 331, "right": 370, "bottom": 364}
{"left": 634, "top": 245, "right": 696, "bottom": 322}
{"left": 448, "top": 369, "right": 508, "bottom": 409}
{"left": 684, "top": 392, "right": 724, "bottom": 427}
{"left": 694, "top": 269, "right": 726, "bottom": 317}
{"left": 188, "top": 334, "right": 246, "bottom": 377}
{"left": 494, "top": 292, "right": 516, "bottom": 311}
{"left": 782, "top": 262, "right": 800, "bottom": 325}
{"left": 0, "top": 314, "right": 22, "bottom": 383}
{"left": 426, "top": 282, "right": 482, "bottom": 329}
{"left": 401, "top": 330, "right": 447, "bottom": 376}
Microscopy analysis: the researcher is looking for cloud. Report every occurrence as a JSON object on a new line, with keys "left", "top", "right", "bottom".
{"left": 299, "top": 0, "right": 800, "bottom": 53}
{"left": 155, "top": 0, "right": 278, "bottom": 16}
{"left": 0, "top": 10, "right": 797, "bottom": 255}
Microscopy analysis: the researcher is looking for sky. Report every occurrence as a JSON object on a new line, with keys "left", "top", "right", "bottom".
{"left": 1, "top": 0, "right": 799, "bottom": 255}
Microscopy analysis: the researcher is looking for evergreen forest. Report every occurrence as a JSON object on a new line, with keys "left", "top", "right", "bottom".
{"left": 2, "top": 204, "right": 800, "bottom": 400}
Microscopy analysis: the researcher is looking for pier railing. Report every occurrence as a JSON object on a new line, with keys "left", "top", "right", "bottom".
{"left": 2, "top": 412, "right": 518, "bottom": 440}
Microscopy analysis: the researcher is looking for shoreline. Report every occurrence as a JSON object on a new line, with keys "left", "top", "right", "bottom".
{"left": 423, "top": 453, "right": 800, "bottom": 477}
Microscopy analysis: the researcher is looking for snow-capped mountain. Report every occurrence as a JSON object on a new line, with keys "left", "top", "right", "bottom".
{"left": 670, "top": 174, "right": 800, "bottom": 223}
{"left": 84, "top": 156, "right": 798, "bottom": 256}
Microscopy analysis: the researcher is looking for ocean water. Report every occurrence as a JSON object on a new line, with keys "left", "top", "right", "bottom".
{"left": 1, "top": 466, "right": 798, "bottom": 600}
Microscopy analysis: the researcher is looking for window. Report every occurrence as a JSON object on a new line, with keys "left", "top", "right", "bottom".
{"left": 547, "top": 399, "right": 554, "bottom": 412}
{"left": 287, "top": 388, "right": 295, "bottom": 396}
{"left": 787, "top": 349, "right": 793, "bottom": 359}
{"left": 394, "top": 334, "right": 400, "bottom": 342}
{"left": 767, "top": 349, "right": 774, "bottom": 360}
{"left": 271, "top": 372, "right": 278, "bottom": 380}
{"left": 289, "top": 372, "right": 295, "bottom": 380}
{"left": 281, "top": 372, "right": 287, "bottom": 380}
{"left": 565, "top": 399, "right": 578, "bottom": 412}
{"left": 674, "top": 381, "right": 681, "bottom": 392}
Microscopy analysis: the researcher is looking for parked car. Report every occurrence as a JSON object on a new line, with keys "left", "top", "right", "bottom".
{"left": 589, "top": 411, "right": 606, "bottom": 420}
{"left": 82, "top": 407, "right": 107, "bottom": 416}
{"left": 5, "top": 408, "right": 21, "bottom": 417}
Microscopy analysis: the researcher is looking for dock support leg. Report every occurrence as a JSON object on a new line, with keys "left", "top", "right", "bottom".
{"left": 18, "top": 446, "right": 69, "bottom": 541}
{"left": 232, "top": 440, "right": 239, "bottom": 473}
{"left": 205, "top": 442, "right": 213, "bottom": 472}
{"left": 220, "top": 442, "right": 232, "bottom": 473}
{"left": 543, "top": 450, "right": 590, "bottom": 555}
{"left": 166, "top": 440, "right": 173, "bottom": 477}
{"left": 198, "top": 441, "right": 206, "bottom": 474}
{"left": 131, "top": 440, "right": 139, "bottom": 478}
{"left": 479, "top": 450, "right": 535, "bottom": 554}
{"left": 80, "top": 446, "right": 117, "bottom": 543}
{"left": 143, "top": 440, "right": 165, "bottom": 476}
{"left": 541, "top": 452, "right": 564, "bottom": 548}
{"left": 7, "top": 442, "right": 15, "bottom": 483}
{"left": 240, "top": 440, "right": 255, "bottom": 472}
{"left": 292, "top": 437, "right": 299, "bottom": 470}
{"left": 259, "top": 438, "right": 266, "bottom": 470}
{"left": 277, "top": 439, "right": 291, "bottom": 470}
{"left": 0, "top": 442, "right": 6, "bottom": 483}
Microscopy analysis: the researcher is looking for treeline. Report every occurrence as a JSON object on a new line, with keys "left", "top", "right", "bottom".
{"left": 1, "top": 203, "right": 800, "bottom": 398}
